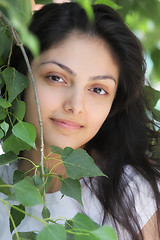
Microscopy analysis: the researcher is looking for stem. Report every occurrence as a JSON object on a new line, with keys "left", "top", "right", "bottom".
{"left": 0, "top": 11, "right": 45, "bottom": 186}
{"left": 0, "top": 198, "right": 46, "bottom": 224}
{"left": 4, "top": 204, "right": 20, "bottom": 240}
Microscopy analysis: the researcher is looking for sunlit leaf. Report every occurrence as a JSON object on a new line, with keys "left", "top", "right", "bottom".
{"left": 95, "top": 0, "right": 122, "bottom": 10}
{"left": 2, "top": 134, "right": 31, "bottom": 155}
{"left": 0, "top": 177, "right": 11, "bottom": 196}
{"left": 0, "top": 98, "right": 11, "bottom": 108}
{"left": 60, "top": 178, "right": 83, "bottom": 205}
{"left": 14, "top": 177, "right": 44, "bottom": 206}
{"left": 20, "top": 28, "right": 40, "bottom": 58}
{"left": 12, "top": 232, "right": 37, "bottom": 240}
{"left": 5, "top": 0, "right": 32, "bottom": 27}
{"left": 0, "top": 151, "right": 18, "bottom": 166}
{"left": 12, "top": 121, "right": 36, "bottom": 149}
{"left": 0, "top": 121, "right": 9, "bottom": 135}
{"left": 2, "top": 67, "right": 29, "bottom": 103}
{"left": 62, "top": 148, "right": 105, "bottom": 179}
{"left": 91, "top": 225, "right": 118, "bottom": 240}
{"left": 0, "top": 0, "right": 10, "bottom": 8}
{"left": 10, "top": 204, "right": 25, "bottom": 233}
{"left": 77, "top": 0, "right": 94, "bottom": 22}
{"left": 37, "top": 224, "right": 66, "bottom": 240}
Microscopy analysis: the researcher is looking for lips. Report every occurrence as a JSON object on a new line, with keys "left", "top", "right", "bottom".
{"left": 50, "top": 118, "right": 83, "bottom": 130}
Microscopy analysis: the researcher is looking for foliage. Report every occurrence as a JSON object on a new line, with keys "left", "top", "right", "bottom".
{"left": 0, "top": 0, "right": 159, "bottom": 239}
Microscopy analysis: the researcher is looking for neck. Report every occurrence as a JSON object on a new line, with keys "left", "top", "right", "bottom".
{"left": 18, "top": 146, "right": 68, "bottom": 193}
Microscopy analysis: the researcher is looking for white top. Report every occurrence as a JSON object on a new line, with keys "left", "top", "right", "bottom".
{"left": 0, "top": 162, "right": 159, "bottom": 240}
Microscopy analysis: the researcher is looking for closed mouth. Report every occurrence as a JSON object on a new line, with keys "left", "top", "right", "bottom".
{"left": 50, "top": 118, "right": 83, "bottom": 130}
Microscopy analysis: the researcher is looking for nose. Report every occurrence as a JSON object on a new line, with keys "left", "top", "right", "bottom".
{"left": 63, "top": 87, "right": 85, "bottom": 114}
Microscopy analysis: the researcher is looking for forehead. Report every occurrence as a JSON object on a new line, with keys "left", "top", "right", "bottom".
{"left": 32, "top": 32, "right": 119, "bottom": 80}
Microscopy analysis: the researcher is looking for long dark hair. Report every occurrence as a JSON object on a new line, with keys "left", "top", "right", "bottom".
{"left": 10, "top": 3, "right": 160, "bottom": 239}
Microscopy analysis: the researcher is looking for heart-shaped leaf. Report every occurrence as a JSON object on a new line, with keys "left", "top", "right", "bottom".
{"left": 3, "top": 67, "right": 29, "bottom": 103}
{"left": 60, "top": 178, "right": 83, "bottom": 205}
{"left": 12, "top": 121, "right": 36, "bottom": 149}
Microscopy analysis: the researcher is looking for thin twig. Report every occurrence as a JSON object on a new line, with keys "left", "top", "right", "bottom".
{"left": 0, "top": 11, "right": 45, "bottom": 189}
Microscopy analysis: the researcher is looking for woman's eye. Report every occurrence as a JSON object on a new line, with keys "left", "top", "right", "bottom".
{"left": 90, "top": 87, "right": 108, "bottom": 95}
{"left": 46, "top": 75, "right": 64, "bottom": 82}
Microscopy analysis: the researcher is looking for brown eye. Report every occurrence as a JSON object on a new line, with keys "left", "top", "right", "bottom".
{"left": 90, "top": 87, "right": 108, "bottom": 95}
{"left": 46, "top": 75, "right": 64, "bottom": 82}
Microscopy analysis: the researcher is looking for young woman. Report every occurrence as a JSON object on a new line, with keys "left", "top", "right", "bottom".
{"left": 0, "top": 2, "right": 160, "bottom": 239}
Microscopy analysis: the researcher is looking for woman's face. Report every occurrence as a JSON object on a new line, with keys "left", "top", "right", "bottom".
{"left": 24, "top": 33, "right": 119, "bottom": 151}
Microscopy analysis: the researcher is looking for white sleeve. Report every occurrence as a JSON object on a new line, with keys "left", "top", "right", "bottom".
{"left": 124, "top": 166, "right": 159, "bottom": 229}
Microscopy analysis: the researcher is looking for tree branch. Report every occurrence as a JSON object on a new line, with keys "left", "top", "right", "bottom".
{"left": 0, "top": 11, "right": 45, "bottom": 188}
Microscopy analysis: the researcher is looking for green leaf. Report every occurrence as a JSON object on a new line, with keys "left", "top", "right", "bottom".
{"left": 0, "top": 98, "right": 11, "bottom": 108}
{"left": 14, "top": 177, "right": 44, "bottom": 206}
{"left": 38, "top": 166, "right": 53, "bottom": 192}
{"left": 77, "top": 0, "right": 94, "bottom": 22}
{"left": 34, "top": 0, "right": 53, "bottom": 4}
{"left": 50, "top": 145, "right": 63, "bottom": 155}
{"left": 0, "top": 177, "right": 11, "bottom": 196}
{"left": 10, "top": 204, "right": 25, "bottom": 233}
{"left": 0, "top": 129, "right": 4, "bottom": 139}
{"left": 62, "top": 148, "right": 105, "bottom": 179}
{"left": 12, "top": 231, "right": 37, "bottom": 240}
{"left": 13, "top": 170, "right": 25, "bottom": 184}
{"left": 0, "top": 121, "right": 9, "bottom": 135}
{"left": 62, "top": 147, "right": 74, "bottom": 159}
{"left": 37, "top": 224, "right": 66, "bottom": 240}
{"left": 41, "top": 205, "right": 51, "bottom": 219}
{"left": 95, "top": 0, "right": 122, "bottom": 10}
{"left": 0, "top": 0, "right": 10, "bottom": 8}
{"left": 0, "top": 28, "right": 9, "bottom": 55}
{"left": 67, "top": 213, "right": 99, "bottom": 240}
{"left": 4, "top": 0, "right": 39, "bottom": 57}
{"left": 153, "top": 108, "right": 160, "bottom": 122}
{"left": 0, "top": 151, "right": 18, "bottom": 166}
{"left": 91, "top": 225, "right": 118, "bottom": 240}
{"left": 2, "top": 67, "right": 29, "bottom": 103}
{"left": 60, "top": 178, "right": 83, "bottom": 205}
{"left": 32, "top": 174, "right": 44, "bottom": 196}
{"left": 12, "top": 121, "right": 36, "bottom": 149}
{"left": 65, "top": 219, "right": 75, "bottom": 240}
{"left": 0, "top": 106, "right": 7, "bottom": 121}
{"left": 0, "top": 70, "right": 5, "bottom": 89}
{"left": 12, "top": 100, "right": 26, "bottom": 122}
{"left": 143, "top": 85, "right": 160, "bottom": 109}
{"left": 21, "top": 29, "right": 40, "bottom": 58}
{"left": 2, "top": 134, "right": 31, "bottom": 155}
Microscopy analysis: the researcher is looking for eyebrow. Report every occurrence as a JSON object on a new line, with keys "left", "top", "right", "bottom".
{"left": 40, "top": 60, "right": 117, "bottom": 84}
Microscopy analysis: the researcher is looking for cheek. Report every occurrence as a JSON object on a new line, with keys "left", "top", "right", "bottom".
{"left": 88, "top": 106, "right": 110, "bottom": 135}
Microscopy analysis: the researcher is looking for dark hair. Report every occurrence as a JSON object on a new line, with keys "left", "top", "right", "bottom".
{"left": 10, "top": 3, "right": 160, "bottom": 239}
